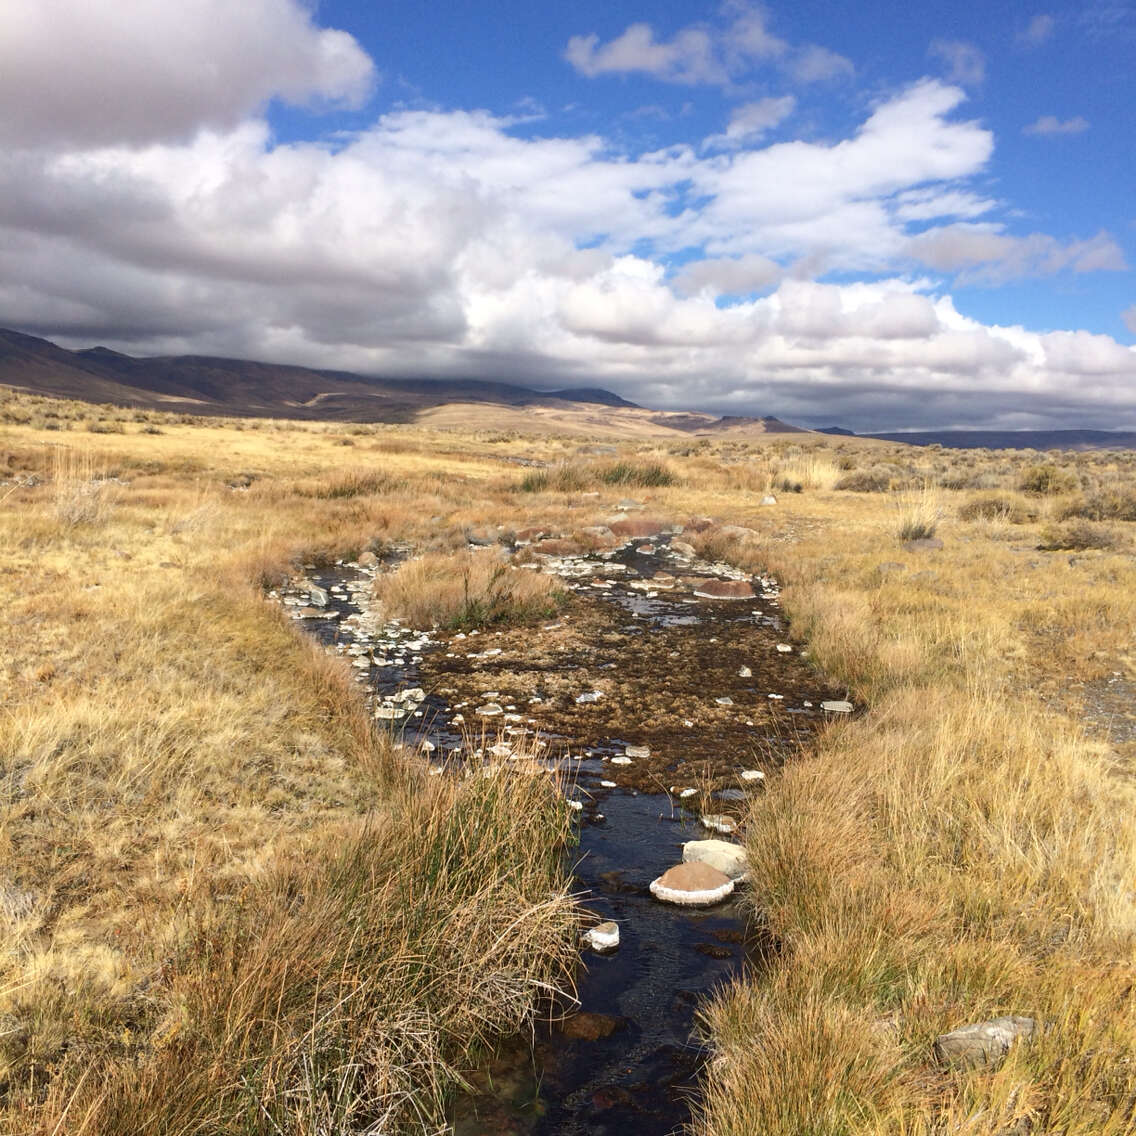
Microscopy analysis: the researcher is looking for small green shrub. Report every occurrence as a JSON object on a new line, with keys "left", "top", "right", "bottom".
{"left": 1037, "top": 520, "right": 1120, "bottom": 551}
{"left": 834, "top": 467, "right": 891, "bottom": 493}
{"left": 1018, "top": 463, "right": 1079, "bottom": 496}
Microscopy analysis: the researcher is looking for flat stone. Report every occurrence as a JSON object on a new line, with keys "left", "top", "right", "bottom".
{"left": 307, "top": 584, "right": 329, "bottom": 607}
{"left": 715, "top": 696, "right": 734, "bottom": 706}
{"left": 738, "top": 665, "right": 752, "bottom": 677}
{"left": 821, "top": 700, "right": 854, "bottom": 713}
{"left": 357, "top": 550, "right": 379, "bottom": 568}
{"left": 650, "top": 861, "right": 735, "bottom": 906}
{"left": 610, "top": 755, "right": 632, "bottom": 765}
{"left": 935, "top": 1017, "right": 1038, "bottom": 1071}
{"left": 700, "top": 813, "right": 737, "bottom": 835}
{"left": 694, "top": 579, "right": 755, "bottom": 600}
{"left": 582, "top": 921, "right": 620, "bottom": 952}
{"left": 740, "top": 769, "right": 765, "bottom": 782}
{"left": 776, "top": 643, "right": 792, "bottom": 653}
{"left": 761, "top": 494, "right": 777, "bottom": 506}
{"left": 576, "top": 691, "right": 604, "bottom": 704}
{"left": 558, "top": 1011, "right": 626, "bottom": 1041}
{"left": 625, "top": 744, "right": 651, "bottom": 759}
{"left": 682, "top": 839, "right": 749, "bottom": 880}
{"left": 670, "top": 540, "right": 696, "bottom": 558}
{"left": 476, "top": 702, "right": 504, "bottom": 717}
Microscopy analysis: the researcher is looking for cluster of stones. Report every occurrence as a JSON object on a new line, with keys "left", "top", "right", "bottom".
{"left": 648, "top": 837, "right": 750, "bottom": 908}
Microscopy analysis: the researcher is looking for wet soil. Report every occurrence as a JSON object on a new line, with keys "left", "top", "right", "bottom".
{"left": 281, "top": 534, "right": 852, "bottom": 1136}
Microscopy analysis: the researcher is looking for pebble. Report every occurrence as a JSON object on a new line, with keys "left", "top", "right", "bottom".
{"left": 582, "top": 921, "right": 620, "bottom": 952}
{"left": 576, "top": 691, "right": 604, "bottom": 704}
{"left": 625, "top": 744, "right": 651, "bottom": 759}
{"left": 821, "top": 700, "right": 854, "bottom": 713}
{"left": 776, "top": 643, "right": 792, "bottom": 653}
{"left": 610, "top": 755, "right": 632, "bottom": 766}
{"left": 740, "top": 769, "right": 765, "bottom": 781}
{"left": 700, "top": 814, "right": 738, "bottom": 835}
{"left": 600, "top": 780, "right": 617, "bottom": 788}
{"left": 715, "top": 696, "right": 734, "bottom": 706}
{"left": 738, "top": 665, "right": 752, "bottom": 677}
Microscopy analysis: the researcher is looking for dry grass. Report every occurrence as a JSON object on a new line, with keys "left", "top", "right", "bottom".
{"left": 3, "top": 388, "right": 1136, "bottom": 1134}
{"left": 373, "top": 549, "right": 566, "bottom": 630}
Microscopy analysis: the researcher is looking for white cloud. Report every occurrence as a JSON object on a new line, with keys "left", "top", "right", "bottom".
{"left": 1023, "top": 114, "right": 1090, "bottom": 136}
{"left": 908, "top": 224, "right": 1127, "bottom": 282}
{"left": 703, "top": 96, "right": 796, "bottom": 150}
{"left": 564, "top": 4, "right": 851, "bottom": 88}
{"left": 1018, "top": 14, "right": 1056, "bottom": 46}
{"left": 672, "top": 254, "right": 783, "bottom": 296}
{"left": 0, "top": 0, "right": 376, "bottom": 148}
{"left": 0, "top": 20, "right": 1133, "bottom": 432}
{"left": 928, "top": 39, "right": 986, "bottom": 86}
{"left": 1122, "top": 305, "right": 1136, "bottom": 336}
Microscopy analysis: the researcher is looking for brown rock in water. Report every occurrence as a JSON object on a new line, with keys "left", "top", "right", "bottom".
{"left": 694, "top": 579, "right": 755, "bottom": 600}
{"left": 650, "top": 861, "right": 735, "bottom": 906}
{"left": 533, "top": 538, "right": 584, "bottom": 557}
{"left": 558, "top": 1012, "right": 626, "bottom": 1041}
{"left": 609, "top": 518, "right": 667, "bottom": 539}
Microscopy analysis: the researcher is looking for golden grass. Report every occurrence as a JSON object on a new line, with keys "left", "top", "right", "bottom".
{"left": 373, "top": 549, "right": 566, "bottom": 630}
{"left": 2, "top": 387, "right": 1135, "bottom": 1133}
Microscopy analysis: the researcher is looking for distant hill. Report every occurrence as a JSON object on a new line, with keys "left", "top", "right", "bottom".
{"left": 865, "top": 428, "right": 1136, "bottom": 451}
{"left": 0, "top": 327, "right": 801, "bottom": 438}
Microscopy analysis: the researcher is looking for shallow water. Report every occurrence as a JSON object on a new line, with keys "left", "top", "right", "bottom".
{"left": 282, "top": 536, "right": 848, "bottom": 1135}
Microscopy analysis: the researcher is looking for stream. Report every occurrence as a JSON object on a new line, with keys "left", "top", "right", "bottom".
{"left": 279, "top": 527, "right": 851, "bottom": 1135}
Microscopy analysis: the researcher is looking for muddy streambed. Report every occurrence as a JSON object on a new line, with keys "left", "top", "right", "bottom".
{"left": 279, "top": 533, "right": 852, "bottom": 1135}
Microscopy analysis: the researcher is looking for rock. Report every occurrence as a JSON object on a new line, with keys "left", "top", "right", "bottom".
{"left": 903, "top": 537, "right": 944, "bottom": 552}
{"left": 582, "top": 921, "right": 620, "bottom": 952}
{"left": 476, "top": 702, "right": 504, "bottom": 717}
{"left": 682, "top": 839, "right": 749, "bottom": 880}
{"left": 373, "top": 703, "right": 403, "bottom": 720}
{"left": 738, "top": 665, "right": 752, "bottom": 677}
{"left": 740, "top": 769, "right": 765, "bottom": 782}
{"left": 636, "top": 544, "right": 654, "bottom": 554}
{"left": 694, "top": 579, "right": 755, "bottom": 600}
{"left": 558, "top": 1011, "right": 625, "bottom": 1041}
{"left": 776, "top": 643, "right": 792, "bottom": 653}
{"left": 512, "top": 526, "right": 547, "bottom": 545}
{"left": 357, "top": 550, "right": 379, "bottom": 568}
{"left": 625, "top": 744, "right": 650, "bottom": 759}
{"left": 678, "top": 787, "right": 698, "bottom": 799}
{"left": 700, "top": 813, "right": 737, "bottom": 835}
{"left": 609, "top": 518, "right": 666, "bottom": 539}
{"left": 761, "top": 494, "right": 777, "bottom": 506}
{"left": 616, "top": 498, "right": 644, "bottom": 510}
{"left": 720, "top": 524, "right": 757, "bottom": 540}
{"left": 670, "top": 540, "right": 696, "bottom": 558}
{"left": 298, "top": 606, "right": 335, "bottom": 619}
{"left": 685, "top": 516, "right": 715, "bottom": 532}
{"left": 715, "top": 696, "right": 734, "bottom": 707}
{"left": 934, "top": 1017, "right": 1038, "bottom": 1071}
{"left": 820, "top": 700, "right": 853, "bottom": 713}
{"left": 610, "top": 755, "right": 632, "bottom": 766}
{"left": 650, "top": 861, "right": 735, "bottom": 907}
{"left": 307, "top": 583, "right": 329, "bottom": 607}
{"left": 533, "top": 538, "right": 585, "bottom": 557}
{"left": 576, "top": 691, "right": 604, "bottom": 704}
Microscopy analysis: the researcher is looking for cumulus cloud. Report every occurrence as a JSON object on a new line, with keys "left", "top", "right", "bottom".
{"left": 672, "top": 254, "right": 783, "bottom": 296}
{"left": 0, "top": 0, "right": 376, "bottom": 147}
{"left": 908, "top": 224, "right": 1126, "bottom": 283}
{"left": 1018, "top": 14, "right": 1056, "bottom": 46}
{"left": 1023, "top": 114, "right": 1090, "bottom": 136}
{"left": 928, "top": 39, "right": 986, "bottom": 86}
{"left": 0, "top": 11, "right": 1133, "bottom": 432}
{"left": 703, "top": 96, "right": 796, "bottom": 149}
{"left": 564, "top": 4, "right": 851, "bottom": 88}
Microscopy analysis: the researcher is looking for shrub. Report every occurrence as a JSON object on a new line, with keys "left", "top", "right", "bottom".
{"left": 302, "top": 469, "right": 405, "bottom": 499}
{"left": 596, "top": 460, "right": 677, "bottom": 488}
{"left": 957, "top": 492, "right": 1037, "bottom": 524}
{"left": 1018, "top": 463, "right": 1080, "bottom": 495}
{"left": 1037, "top": 520, "right": 1120, "bottom": 551}
{"left": 1058, "top": 487, "right": 1136, "bottom": 523}
{"left": 834, "top": 467, "right": 892, "bottom": 493}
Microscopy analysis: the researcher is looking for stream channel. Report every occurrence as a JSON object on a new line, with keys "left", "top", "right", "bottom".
{"left": 280, "top": 528, "right": 851, "bottom": 1135}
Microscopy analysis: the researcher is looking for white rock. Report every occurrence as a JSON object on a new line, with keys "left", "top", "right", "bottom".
{"left": 476, "top": 702, "right": 504, "bottom": 717}
{"left": 610, "top": 755, "right": 632, "bottom": 766}
{"left": 576, "top": 691, "right": 604, "bottom": 704}
{"left": 700, "top": 813, "right": 737, "bottom": 835}
{"left": 682, "top": 839, "right": 750, "bottom": 880}
{"left": 625, "top": 744, "right": 651, "bottom": 759}
{"left": 600, "top": 780, "right": 617, "bottom": 788}
{"left": 821, "top": 700, "right": 854, "bottom": 713}
{"left": 582, "top": 921, "right": 620, "bottom": 952}
{"left": 715, "top": 696, "right": 734, "bottom": 707}
{"left": 679, "top": 788, "right": 698, "bottom": 799}
{"left": 740, "top": 769, "right": 765, "bottom": 782}
{"left": 738, "top": 665, "right": 752, "bottom": 678}
{"left": 776, "top": 643, "right": 792, "bottom": 653}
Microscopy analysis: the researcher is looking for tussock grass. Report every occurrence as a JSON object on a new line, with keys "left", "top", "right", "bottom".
{"left": 49, "top": 445, "right": 120, "bottom": 527}
{"left": 519, "top": 458, "right": 677, "bottom": 493}
{"left": 374, "top": 549, "right": 566, "bottom": 630}
{"left": 893, "top": 483, "right": 943, "bottom": 541}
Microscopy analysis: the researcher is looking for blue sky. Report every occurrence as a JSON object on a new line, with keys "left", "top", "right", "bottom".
{"left": 0, "top": 0, "right": 1133, "bottom": 430}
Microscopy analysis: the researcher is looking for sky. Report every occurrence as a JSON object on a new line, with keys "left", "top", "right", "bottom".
{"left": 0, "top": 1, "right": 1134, "bottom": 431}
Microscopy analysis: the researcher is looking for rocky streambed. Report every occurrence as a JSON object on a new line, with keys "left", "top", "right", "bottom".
{"left": 278, "top": 523, "right": 853, "bottom": 1135}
